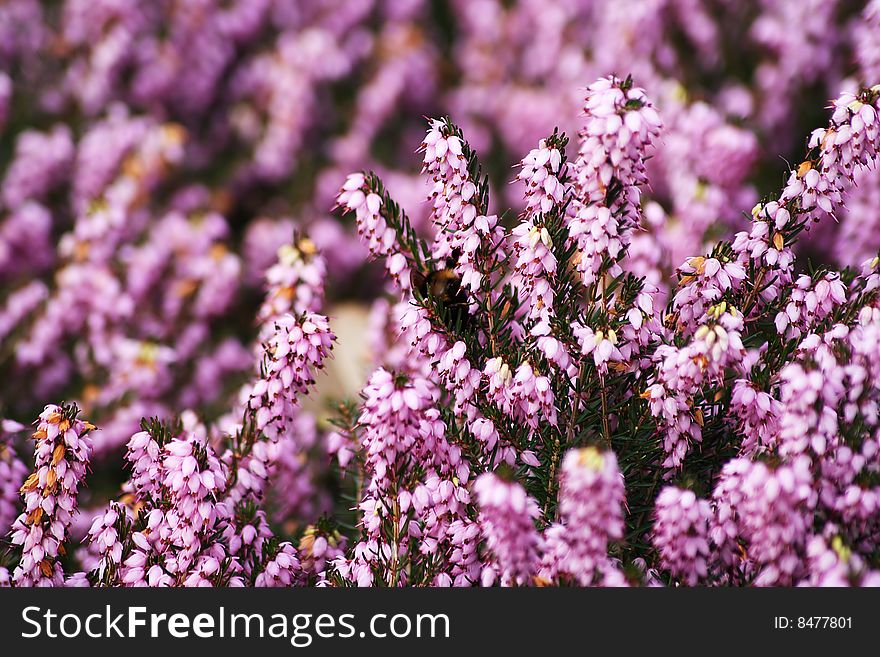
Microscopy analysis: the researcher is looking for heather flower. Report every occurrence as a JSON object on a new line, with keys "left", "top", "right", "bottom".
{"left": 774, "top": 272, "right": 846, "bottom": 339}
{"left": 10, "top": 404, "right": 95, "bottom": 587}
{"left": 97, "top": 338, "right": 176, "bottom": 407}
{"left": 2, "top": 124, "right": 74, "bottom": 209}
{"left": 730, "top": 379, "right": 782, "bottom": 456}
{"left": 649, "top": 97, "right": 759, "bottom": 269}
{"left": 436, "top": 340, "right": 481, "bottom": 414}
{"left": 298, "top": 524, "right": 347, "bottom": 585}
{"left": 183, "top": 551, "right": 246, "bottom": 588}
{"left": 221, "top": 504, "right": 272, "bottom": 573}
{"left": 672, "top": 255, "right": 746, "bottom": 335}
{"left": 511, "top": 219, "right": 557, "bottom": 324}
{"left": 69, "top": 109, "right": 150, "bottom": 212}
{"left": 161, "top": 423, "right": 228, "bottom": 575}
{"left": 468, "top": 416, "right": 516, "bottom": 467}
{"left": 257, "top": 237, "right": 327, "bottom": 334}
{"left": 0, "top": 70, "right": 10, "bottom": 132}
{"left": 422, "top": 119, "right": 472, "bottom": 245}
{"left": 710, "top": 456, "right": 754, "bottom": 580}
{"left": 0, "top": 420, "right": 27, "bottom": 536}
{"left": 124, "top": 426, "right": 165, "bottom": 504}
{"left": 567, "top": 76, "right": 661, "bottom": 287}
{"left": 795, "top": 92, "right": 880, "bottom": 220}
{"left": 110, "top": 414, "right": 235, "bottom": 587}
{"left": 65, "top": 572, "right": 90, "bottom": 587}
{"left": 0, "top": 202, "right": 53, "bottom": 278}
{"left": 776, "top": 330, "right": 849, "bottom": 459}
{"left": 475, "top": 473, "right": 541, "bottom": 587}
{"left": 0, "top": 281, "right": 48, "bottom": 345}
{"left": 646, "top": 303, "right": 745, "bottom": 469}
{"left": 337, "top": 174, "right": 401, "bottom": 276}
{"left": 653, "top": 487, "right": 712, "bottom": 586}
{"left": 510, "top": 361, "right": 557, "bottom": 429}
{"left": 750, "top": 0, "right": 842, "bottom": 149}
{"left": 399, "top": 303, "right": 449, "bottom": 367}
{"left": 180, "top": 338, "right": 252, "bottom": 410}
{"left": 572, "top": 323, "right": 621, "bottom": 373}
{"left": 421, "top": 118, "right": 503, "bottom": 295}
{"left": 254, "top": 541, "right": 301, "bottom": 587}
{"left": 4, "top": 4, "right": 880, "bottom": 590}
{"left": 643, "top": 350, "right": 703, "bottom": 470}
{"left": 87, "top": 501, "right": 133, "bottom": 585}
{"left": 540, "top": 447, "right": 626, "bottom": 586}
{"left": 532, "top": 318, "right": 576, "bottom": 377}
{"left": 15, "top": 262, "right": 133, "bottom": 370}
{"left": 834, "top": 166, "right": 880, "bottom": 266}
{"left": 804, "top": 534, "right": 880, "bottom": 587}
{"left": 247, "top": 312, "right": 334, "bottom": 438}
{"left": 856, "top": 1, "right": 880, "bottom": 86}
{"left": 517, "top": 138, "right": 567, "bottom": 215}
{"left": 221, "top": 426, "right": 281, "bottom": 509}
{"left": 340, "top": 368, "right": 470, "bottom": 586}
{"left": 483, "top": 357, "right": 516, "bottom": 418}
{"left": 731, "top": 87, "right": 880, "bottom": 313}
{"left": 691, "top": 307, "right": 745, "bottom": 369}
{"left": 712, "top": 456, "right": 817, "bottom": 586}
{"left": 357, "top": 369, "right": 438, "bottom": 495}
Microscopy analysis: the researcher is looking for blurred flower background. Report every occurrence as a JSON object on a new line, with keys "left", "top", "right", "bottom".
{"left": 1, "top": 0, "right": 880, "bottom": 586}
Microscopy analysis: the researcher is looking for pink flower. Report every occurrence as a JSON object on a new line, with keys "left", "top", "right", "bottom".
{"left": 653, "top": 487, "right": 712, "bottom": 586}
{"left": 257, "top": 237, "right": 327, "bottom": 336}
{"left": 774, "top": 272, "right": 847, "bottom": 339}
{"left": 712, "top": 456, "right": 817, "bottom": 586}
{"left": 540, "top": 447, "right": 625, "bottom": 585}
{"left": 254, "top": 542, "right": 301, "bottom": 587}
{"left": 730, "top": 379, "right": 782, "bottom": 456}
{"left": 518, "top": 138, "right": 566, "bottom": 215}
{"left": 475, "top": 473, "right": 542, "bottom": 587}
{"left": 568, "top": 76, "right": 661, "bottom": 287}
{"left": 248, "top": 312, "right": 334, "bottom": 438}
{"left": 511, "top": 219, "right": 557, "bottom": 324}
{"left": 0, "top": 420, "right": 28, "bottom": 537}
{"left": 10, "top": 404, "right": 95, "bottom": 587}
{"left": 572, "top": 323, "right": 621, "bottom": 373}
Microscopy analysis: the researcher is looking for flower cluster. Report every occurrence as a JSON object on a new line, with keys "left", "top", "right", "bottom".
{"left": 540, "top": 448, "right": 626, "bottom": 586}
{"left": 3, "top": 2, "right": 880, "bottom": 589}
{"left": 247, "top": 312, "right": 334, "bottom": 438}
{"left": 652, "top": 487, "right": 712, "bottom": 586}
{"left": 567, "top": 76, "right": 662, "bottom": 288}
{"left": 10, "top": 404, "right": 95, "bottom": 586}
{"left": 0, "top": 420, "right": 27, "bottom": 540}
{"left": 331, "top": 75, "right": 880, "bottom": 589}
{"left": 474, "top": 473, "right": 542, "bottom": 587}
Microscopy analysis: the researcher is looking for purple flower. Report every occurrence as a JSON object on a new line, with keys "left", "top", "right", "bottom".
{"left": 475, "top": 473, "right": 541, "bottom": 587}
{"left": 0, "top": 420, "right": 27, "bottom": 537}
{"left": 653, "top": 486, "right": 712, "bottom": 586}
{"left": 10, "top": 404, "right": 95, "bottom": 587}
{"left": 248, "top": 312, "right": 334, "bottom": 439}
{"left": 568, "top": 76, "right": 661, "bottom": 288}
{"left": 540, "top": 447, "right": 626, "bottom": 586}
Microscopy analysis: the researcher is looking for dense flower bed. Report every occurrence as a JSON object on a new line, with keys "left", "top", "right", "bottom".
{"left": 1, "top": 0, "right": 879, "bottom": 587}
